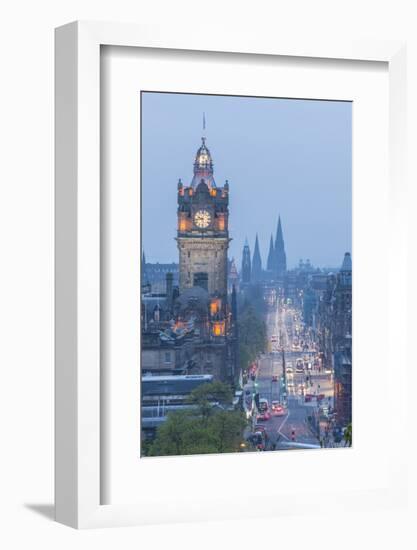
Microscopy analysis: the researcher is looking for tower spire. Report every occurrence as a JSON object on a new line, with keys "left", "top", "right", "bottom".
{"left": 340, "top": 252, "right": 352, "bottom": 272}
{"left": 267, "top": 234, "right": 275, "bottom": 272}
{"left": 252, "top": 234, "right": 263, "bottom": 282}
{"left": 274, "top": 215, "right": 287, "bottom": 277}
{"left": 275, "top": 215, "right": 284, "bottom": 248}
{"left": 241, "top": 239, "right": 251, "bottom": 284}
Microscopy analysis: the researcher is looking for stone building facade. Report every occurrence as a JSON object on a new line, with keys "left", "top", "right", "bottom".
{"left": 315, "top": 252, "right": 352, "bottom": 428}
{"left": 141, "top": 135, "right": 239, "bottom": 385}
{"left": 177, "top": 137, "right": 230, "bottom": 300}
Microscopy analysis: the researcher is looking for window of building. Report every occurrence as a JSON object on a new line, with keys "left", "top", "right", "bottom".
{"left": 212, "top": 321, "right": 225, "bottom": 336}
{"left": 164, "top": 352, "right": 171, "bottom": 363}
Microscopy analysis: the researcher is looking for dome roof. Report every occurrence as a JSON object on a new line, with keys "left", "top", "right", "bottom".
{"left": 191, "top": 137, "right": 216, "bottom": 189}
{"left": 195, "top": 138, "right": 212, "bottom": 167}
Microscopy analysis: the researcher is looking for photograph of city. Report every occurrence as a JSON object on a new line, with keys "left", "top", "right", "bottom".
{"left": 140, "top": 91, "right": 352, "bottom": 457}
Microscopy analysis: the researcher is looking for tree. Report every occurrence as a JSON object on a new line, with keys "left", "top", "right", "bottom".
{"left": 343, "top": 423, "right": 352, "bottom": 447}
{"left": 238, "top": 305, "right": 267, "bottom": 372}
{"left": 145, "top": 383, "right": 248, "bottom": 457}
{"left": 147, "top": 410, "right": 213, "bottom": 456}
{"left": 208, "top": 410, "right": 246, "bottom": 453}
{"left": 187, "top": 381, "right": 233, "bottom": 423}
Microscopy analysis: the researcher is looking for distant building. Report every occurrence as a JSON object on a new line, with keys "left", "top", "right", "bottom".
{"left": 143, "top": 260, "right": 179, "bottom": 293}
{"left": 228, "top": 257, "right": 239, "bottom": 293}
{"left": 251, "top": 234, "right": 262, "bottom": 282}
{"left": 274, "top": 216, "right": 287, "bottom": 277}
{"left": 240, "top": 215, "right": 287, "bottom": 284}
{"left": 333, "top": 338, "right": 352, "bottom": 428}
{"left": 332, "top": 253, "right": 352, "bottom": 427}
{"left": 241, "top": 238, "right": 251, "bottom": 284}
{"left": 266, "top": 234, "right": 275, "bottom": 272}
{"left": 315, "top": 252, "right": 352, "bottom": 428}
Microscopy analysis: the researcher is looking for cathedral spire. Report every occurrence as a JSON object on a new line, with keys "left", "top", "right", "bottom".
{"left": 338, "top": 252, "right": 352, "bottom": 288}
{"left": 252, "top": 234, "right": 262, "bottom": 282}
{"left": 275, "top": 215, "right": 287, "bottom": 277}
{"left": 340, "top": 252, "right": 352, "bottom": 272}
{"left": 141, "top": 250, "right": 149, "bottom": 286}
{"left": 267, "top": 234, "right": 275, "bottom": 271}
{"left": 275, "top": 215, "right": 284, "bottom": 249}
{"left": 241, "top": 239, "right": 251, "bottom": 284}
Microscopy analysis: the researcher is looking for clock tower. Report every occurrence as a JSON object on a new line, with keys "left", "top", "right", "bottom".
{"left": 177, "top": 137, "right": 230, "bottom": 298}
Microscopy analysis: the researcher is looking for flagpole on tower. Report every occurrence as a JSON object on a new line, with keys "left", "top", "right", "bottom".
{"left": 202, "top": 112, "right": 206, "bottom": 140}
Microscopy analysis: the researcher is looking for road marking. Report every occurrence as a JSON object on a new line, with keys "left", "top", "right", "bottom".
{"left": 277, "top": 410, "right": 290, "bottom": 440}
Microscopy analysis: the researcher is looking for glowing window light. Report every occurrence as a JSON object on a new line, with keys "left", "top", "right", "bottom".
{"left": 210, "top": 299, "right": 221, "bottom": 315}
{"left": 213, "top": 321, "right": 225, "bottom": 336}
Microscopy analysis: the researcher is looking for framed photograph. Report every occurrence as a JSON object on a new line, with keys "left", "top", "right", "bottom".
{"left": 139, "top": 90, "right": 352, "bottom": 458}
{"left": 55, "top": 21, "right": 408, "bottom": 528}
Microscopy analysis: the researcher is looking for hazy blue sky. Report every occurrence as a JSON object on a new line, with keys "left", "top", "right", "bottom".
{"left": 141, "top": 92, "right": 351, "bottom": 269}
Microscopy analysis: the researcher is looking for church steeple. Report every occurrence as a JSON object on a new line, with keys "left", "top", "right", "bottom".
{"left": 241, "top": 238, "right": 251, "bottom": 284}
{"left": 274, "top": 215, "right": 287, "bottom": 277}
{"left": 275, "top": 216, "right": 284, "bottom": 249}
{"left": 267, "top": 234, "right": 275, "bottom": 272}
{"left": 252, "top": 234, "right": 262, "bottom": 282}
{"left": 339, "top": 252, "right": 352, "bottom": 288}
{"left": 141, "top": 250, "right": 149, "bottom": 286}
{"left": 340, "top": 252, "right": 352, "bottom": 272}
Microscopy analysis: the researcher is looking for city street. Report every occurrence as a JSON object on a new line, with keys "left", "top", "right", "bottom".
{"left": 246, "top": 299, "right": 335, "bottom": 451}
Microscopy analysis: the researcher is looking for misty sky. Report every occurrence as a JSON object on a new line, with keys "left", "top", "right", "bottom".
{"left": 141, "top": 92, "right": 351, "bottom": 269}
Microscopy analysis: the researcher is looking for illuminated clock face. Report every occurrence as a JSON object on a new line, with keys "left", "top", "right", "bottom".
{"left": 194, "top": 209, "right": 211, "bottom": 228}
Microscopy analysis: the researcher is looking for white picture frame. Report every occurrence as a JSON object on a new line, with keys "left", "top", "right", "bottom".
{"left": 55, "top": 21, "right": 407, "bottom": 529}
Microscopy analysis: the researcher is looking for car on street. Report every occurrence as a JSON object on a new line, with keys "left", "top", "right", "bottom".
{"left": 251, "top": 431, "right": 266, "bottom": 450}
{"left": 272, "top": 375, "right": 278, "bottom": 382}
{"left": 259, "top": 398, "right": 269, "bottom": 411}
{"left": 257, "top": 411, "right": 271, "bottom": 421}
{"left": 271, "top": 401, "right": 286, "bottom": 416}
{"left": 254, "top": 424, "right": 267, "bottom": 433}
{"left": 296, "top": 359, "right": 304, "bottom": 373}
{"left": 254, "top": 425, "right": 269, "bottom": 441}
